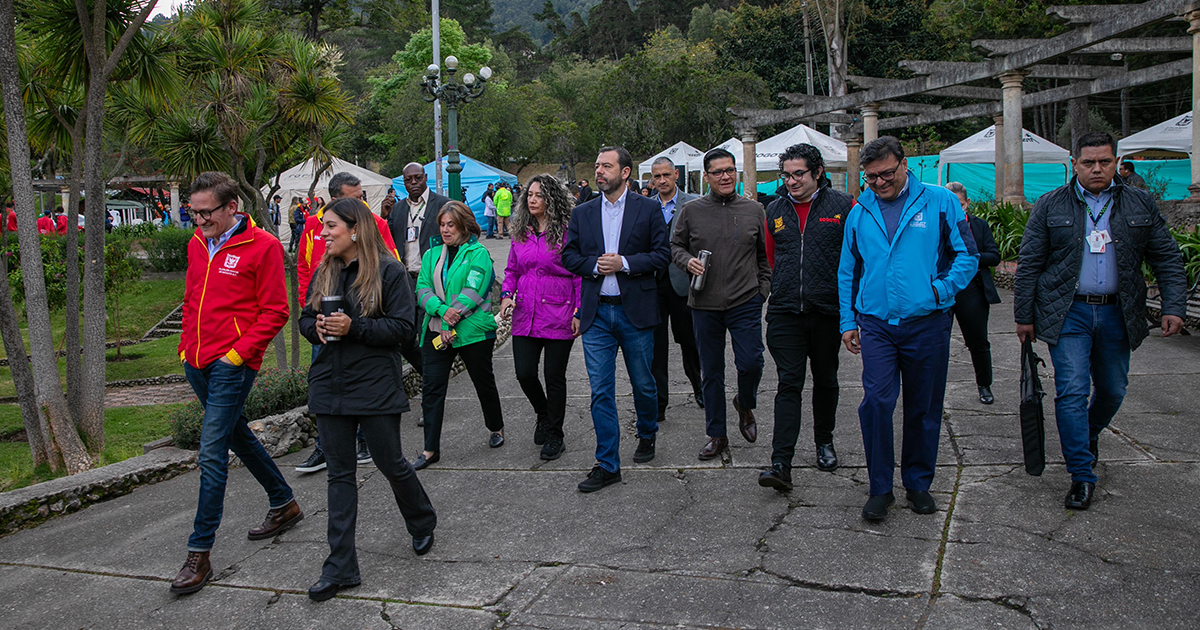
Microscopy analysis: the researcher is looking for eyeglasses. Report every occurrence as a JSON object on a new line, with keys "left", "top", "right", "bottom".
{"left": 190, "top": 202, "right": 227, "bottom": 221}
{"left": 706, "top": 167, "right": 737, "bottom": 178}
{"left": 780, "top": 168, "right": 811, "bottom": 183}
{"left": 863, "top": 167, "right": 900, "bottom": 184}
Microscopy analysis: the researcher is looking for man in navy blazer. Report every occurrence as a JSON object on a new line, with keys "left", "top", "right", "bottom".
{"left": 562, "top": 146, "right": 670, "bottom": 493}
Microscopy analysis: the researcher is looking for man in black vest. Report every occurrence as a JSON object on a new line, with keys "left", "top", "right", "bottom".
{"left": 757, "top": 143, "right": 853, "bottom": 493}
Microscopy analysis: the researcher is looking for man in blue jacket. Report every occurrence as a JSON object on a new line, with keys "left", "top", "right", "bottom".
{"left": 837, "top": 136, "right": 979, "bottom": 522}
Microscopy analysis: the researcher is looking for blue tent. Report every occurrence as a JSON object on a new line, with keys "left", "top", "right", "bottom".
{"left": 392, "top": 154, "right": 519, "bottom": 227}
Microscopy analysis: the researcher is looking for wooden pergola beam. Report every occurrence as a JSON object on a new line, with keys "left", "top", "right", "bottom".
{"left": 847, "top": 76, "right": 1002, "bottom": 100}
{"left": 899, "top": 60, "right": 1123, "bottom": 80}
{"left": 974, "top": 36, "right": 1192, "bottom": 56}
{"left": 731, "top": 0, "right": 1186, "bottom": 128}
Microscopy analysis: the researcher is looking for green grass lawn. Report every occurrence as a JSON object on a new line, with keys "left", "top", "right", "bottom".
{"left": 0, "top": 277, "right": 185, "bottom": 360}
{"left": 0, "top": 334, "right": 185, "bottom": 398}
{"left": 0, "top": 402, "right": 186, "bottom": 492}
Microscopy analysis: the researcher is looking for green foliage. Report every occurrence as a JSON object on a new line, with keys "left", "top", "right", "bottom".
{"left": 3, "top": 235, "right": 76, "bottom": 311}
{"left": 103, "top": 239, "right": 142, "bottom": 305}
{"left": 1140, "top": 163, "right": 1170, "bottom": 203}
{"left": 970, "top": 201, "right": 1029, "bottom": 262}
{"left": 141, "top": 227, "right": 194, "bottom": 273}
{"left": 169, "top": 368, "right": 309, "bottom": 449}
{"left": 1170, "top": 225, "right": 1200, "bottom": 289}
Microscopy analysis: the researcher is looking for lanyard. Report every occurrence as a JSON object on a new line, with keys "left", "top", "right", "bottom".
{"left": 1076, "top": 188, "right": 1111, "bottom": 227}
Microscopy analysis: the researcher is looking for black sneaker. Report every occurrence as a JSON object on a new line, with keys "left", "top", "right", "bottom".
{"left": 295, "top": 448, "right": 326, "bottom": 473}
{"left": 757, "top": 463, "right": 793, "bottom": 493}
{"left": 862, "top": 492, "right": 895, "bottom": 521}
{"left": 577, "top": 465, "right": 621, "bottom": 493}
{"left": 540, "top": 436, "right": 564, "bottom": 460}
{"left": 905, "top": 489, "right": 936, "bottom": 514}
{"left": 632, "top": 437, "right": 656, "bottom": 463}
{"left": 533, "top": 415, "right": 550, "bottom": 446}
{"left": 356, "top": 440, "right": 373, "bottom": 466}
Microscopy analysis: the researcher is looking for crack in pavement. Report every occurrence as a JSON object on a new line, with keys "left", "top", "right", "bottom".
{"left": 915, "top": 411, "right": 966, "bottom": 630}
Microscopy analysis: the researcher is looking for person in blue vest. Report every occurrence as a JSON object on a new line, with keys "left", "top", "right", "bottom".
{"left": 837, "top": 136, "right": 979, "bottom": 522}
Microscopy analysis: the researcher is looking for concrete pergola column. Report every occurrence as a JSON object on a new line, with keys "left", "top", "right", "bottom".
{"left": 741, "top": 128, "right": 758, "bottom": 201}
{"left": 1187, "top": 8, "right": 1200, "bottom": 201}
{"left": 861, "top": 103, "right": 880, "bottom": 144}
{"left": 992, "top": 115, "right": 1006, "bottom": 202}
{"left": 999, "top": 71, "right": 1028, "bottom": 206}
{"left": 169, "top": 182, "right": 181, "bottom": 225}
{"left": 60, "top": 187, "right": 70, "bottom": 214}
{"left": 846, "top": 136, "right": 862, "bottom": 198}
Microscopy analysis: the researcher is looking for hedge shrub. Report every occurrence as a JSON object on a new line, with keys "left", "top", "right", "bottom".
{"left": 169, "top": 367, "right": 309, "bottom": 449}
{"left": 142, "top": 227, "right": 194, "bottom": 272}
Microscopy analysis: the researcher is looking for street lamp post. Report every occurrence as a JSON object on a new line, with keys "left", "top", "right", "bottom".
{"left": 419, "top": 55, "right": 492, "bottom": 202}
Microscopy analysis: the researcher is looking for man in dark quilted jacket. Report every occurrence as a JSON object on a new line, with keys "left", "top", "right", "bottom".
{"left": 757, "top": 143, "right": 853, "bottom": 494}
{"left": 1015, "top": 131, "right": 1187, "bottom": 511}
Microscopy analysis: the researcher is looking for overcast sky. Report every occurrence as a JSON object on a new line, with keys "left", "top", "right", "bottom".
{"left": 150, "top": 0, "right": 187, "bottom": 19}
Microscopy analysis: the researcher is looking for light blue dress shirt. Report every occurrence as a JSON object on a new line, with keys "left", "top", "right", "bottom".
{"left": 207, "top": 216, "right": 243, "bottom": 260}
{"left": 596, "top": 189, "right": 630, "bottom": 297}
{"left": 658, "top": 189, "right": 678, "bottom": 225}
{"left": 1075, "top": 180, "right": 1119, "bottom": 296}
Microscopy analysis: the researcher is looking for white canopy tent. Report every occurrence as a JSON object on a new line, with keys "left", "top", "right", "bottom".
{"left": 756, "top": 124, "right": 848, "bottom": 169}
{"left": 1118, "top": 110, "right": 1192, "bottom": 158}
{"left": 938, "top": 126, "right": 1071, "bottom": 184}
{"left": 263, "top": 156, "right": 394, "bottom": 216}
{"left": 686, "top": 125, "right": 847, "bottom": 173}
{"left": 637, "top": 141, "right": 703, "bottom": 189}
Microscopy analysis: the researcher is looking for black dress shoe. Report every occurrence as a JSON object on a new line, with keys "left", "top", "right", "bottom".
{"left": 757, "top": 463, "right": 793, "bottom": 493}
{"left": 578, "top": 465, "right": 621, "bottom": 493}
{"left": 412, "top": 452, "right": 439, "bottom": 471}
{"left": 416, "top": 415, "right": 425, "bottom": 427}
{"left": 862, "top": 492, "right": 895, "bottom": 521}
{"left": 308, "top": 579, "right": 359, "bottom": 602}
{"left": 412, "top": 533, "right": 435, "bottom": 556}
{"left": 816, "top": 443, "right": 838, "bottom": 472}
{"left": 1064, "top": 481, "right": 1094, "bottom": 510}
{"left": 489, "top": 432, "right": 505, "bottom": 448}
{"left": 633, "top": 437, "right": 656, "bottom": 463}
{"left": 905, "top": 489, "right": 937, "bottom": 514}
{"left": 978, "top": 386, "right": 994, "bottom": 405}
{"left": 1089, "top": 439, "right": 1099, "bottom": 469}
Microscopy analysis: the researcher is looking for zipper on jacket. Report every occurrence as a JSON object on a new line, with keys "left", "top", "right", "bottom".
{"left": 233, "top": 316, "right": 242, "bottom": 337}
{"left": 194, "top": 237, "right": 252, "bottom": 366}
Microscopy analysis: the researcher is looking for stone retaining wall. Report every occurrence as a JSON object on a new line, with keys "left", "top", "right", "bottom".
{"left": 0, "top": 448, "right": 197, "bottom": 536}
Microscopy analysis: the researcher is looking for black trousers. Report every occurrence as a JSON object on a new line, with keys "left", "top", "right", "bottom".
{"left": 692, "top": 295, "right": 765, "bottom": 439}
{"left": 512, "top": 335, "right": 575, "bottom": 438}
{"left": 952, "top": 283, "right": 993, "bottom": 387}
{"left": 653, "top": 282, "right": 703, "bottom": 415}
{"left": 765, "top": 310, "right": 841, "bottom": 470}
{"left": 316, "top": 413, "right": 436, "bottom": 585}
{"left": 421, "top": 331, "right": 504, "bottom": 453}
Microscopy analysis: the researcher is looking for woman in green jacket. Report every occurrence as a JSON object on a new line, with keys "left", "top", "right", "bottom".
{"left": 413, "top": 201, "right": 505, "bottom": 470}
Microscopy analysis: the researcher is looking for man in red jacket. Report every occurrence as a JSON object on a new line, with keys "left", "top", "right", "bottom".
{"left": 36, "top": 211, "right": 55, "bottom": 235}
{"left": 3, "top": 202, "right": 15, "bottom": 233}
{"left": 171, "top": 172, "right": 300, "bottom": 596}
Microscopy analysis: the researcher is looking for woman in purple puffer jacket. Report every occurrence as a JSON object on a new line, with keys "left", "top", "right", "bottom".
{"left": 499, "top": 174, "right": 581, "bottom": 462}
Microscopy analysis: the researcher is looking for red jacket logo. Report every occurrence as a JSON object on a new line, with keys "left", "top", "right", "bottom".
{"left": 818, "top": 217, "right": 841, "bottom": 224}
{"left": 224, "top": 254, "right": 240, "bottom": 269}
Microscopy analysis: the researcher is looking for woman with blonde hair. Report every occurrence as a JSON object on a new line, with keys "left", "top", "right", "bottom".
{"left": 300, "top": 197, "right": 436, "bottom": 602}
{"left": 413, "top": 201, "right": 505, "bottom": 469}
{"left": 499, "top": 174, "right": 580, "bottom": 460}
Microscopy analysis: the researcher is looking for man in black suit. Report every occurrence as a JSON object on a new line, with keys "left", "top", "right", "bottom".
{"left": 386, "top": 162, "right": 451, "bottom": 424}
{"left": 562, "top": 146, "right": 670, "bottom": 493}
{"left": 648, "top": 157, "right": 704, "bottom": 422}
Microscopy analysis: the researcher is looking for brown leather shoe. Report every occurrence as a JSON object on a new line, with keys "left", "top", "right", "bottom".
{"left": 733, "top": 399, "right": 757, "bottom": 443}
{"left": 170, "top": 551, "right": 212, "bottom": 595}
{"left": 698, "top": 436, "right": 728, "bottom": 461}
{"left": 247, "top": 499, "right": 304, "bottom": 541}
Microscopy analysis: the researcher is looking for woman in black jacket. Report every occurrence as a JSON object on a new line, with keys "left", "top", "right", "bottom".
{"left": 945, "top": 183, "right": 1002, "bottom": 404}
{"left": 300, "top": 198, "right": 436, "bottom": 602}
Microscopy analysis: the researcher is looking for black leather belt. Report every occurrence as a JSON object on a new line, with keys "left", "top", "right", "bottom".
{"left": 1074, "top": 294, "right": 1117, "bottom": 305}
{"left": 599, "top": 295, "right": 622, "bottom": 305}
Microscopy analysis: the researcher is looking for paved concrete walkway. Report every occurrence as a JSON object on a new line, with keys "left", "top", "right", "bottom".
{"left": 2, "top": 284, "right": 1198, "bottom": 629}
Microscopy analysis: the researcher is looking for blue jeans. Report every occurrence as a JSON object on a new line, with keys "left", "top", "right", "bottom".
{"left": 582, "top": 303, "right": 658, "bottom": 473}
{"left": 1047, "top": 302, "right": 1130, "bottom": 484}
{"left": 485, "top": 216, "right": 497, "bottom": 237}
{"left": 691, "top": 294, "right": 765, "bottom": 438}
{"left": 857, "top": 312, "right": 951, "bottom": 496}
{"left": 184, "top": 361, "right": 294, "bottom": 552}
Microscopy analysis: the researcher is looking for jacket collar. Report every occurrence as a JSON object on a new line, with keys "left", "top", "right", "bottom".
{"left": 707, "top": 190, "right": 740, "bottom": 205}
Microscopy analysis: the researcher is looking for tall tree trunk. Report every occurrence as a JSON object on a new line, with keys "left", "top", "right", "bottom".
{"left": 62, "top": 123, "right": 86, "bottom": 423}
{"left": 0, "top": 223, "right": 56, "bottom": 469}
{"left": 75, "top": 0, "right": 159, "bottom": 452}
{"left": 0, "top": 0, "right": 90, "bottom": 473}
